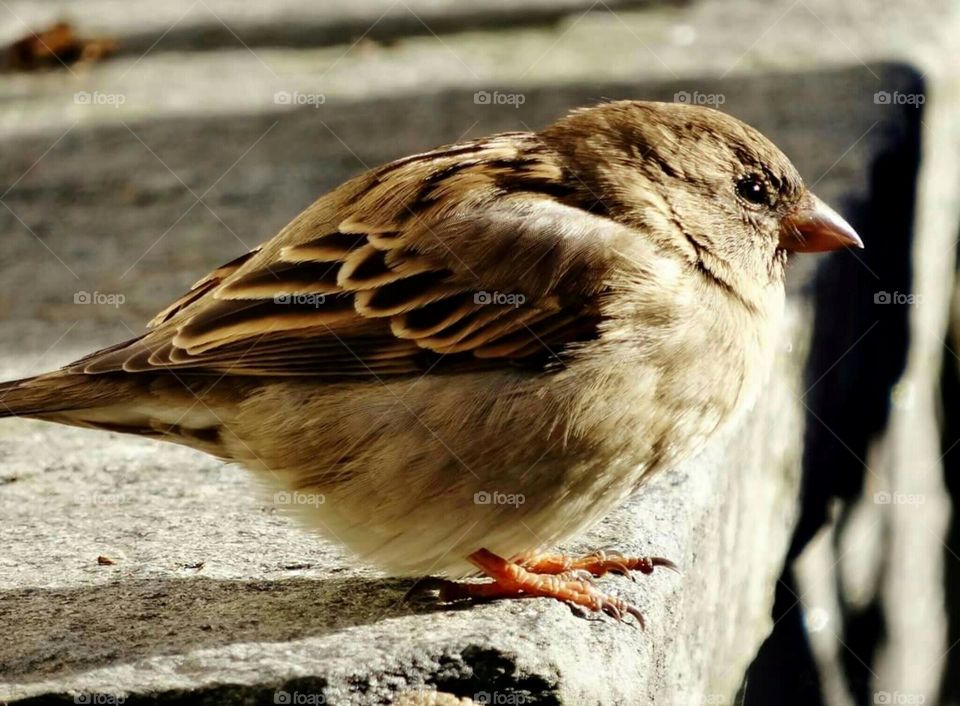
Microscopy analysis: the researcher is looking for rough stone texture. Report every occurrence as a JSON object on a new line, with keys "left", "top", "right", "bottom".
{"left": 0, "top": 0, "right": 667, "bottom": 54}
{"left": 0, "top": 0, "right": 957, "bottom": 704}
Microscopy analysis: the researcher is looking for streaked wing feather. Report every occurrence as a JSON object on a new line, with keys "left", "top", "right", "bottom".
{"left": 147, "top": 248, "right": 262, "bottom": 328}
{"left": 70, "top": 133, "right": 631, "bottom": 378}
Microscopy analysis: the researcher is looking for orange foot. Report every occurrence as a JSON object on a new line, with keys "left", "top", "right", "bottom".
{"left": 425, "top": 548, "right": 676, "bottom": 626}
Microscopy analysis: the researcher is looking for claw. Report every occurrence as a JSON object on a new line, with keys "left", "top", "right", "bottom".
{"left": 437, "top": 548, "right": 652, "bottom": 626}
{"left": 652, "top": 557, "right": 681, "bottom": 574}
{"left": 601, "top": 601, "right": 622, "bottom": 621}
{"left": 624, "top": 604, "right": 646, "bottom": 629}
{"left": 422, "top": 547, "right": 667, "bottom": 626}
{"left": 607, "top": 561, "right": 632, "bottom": 577}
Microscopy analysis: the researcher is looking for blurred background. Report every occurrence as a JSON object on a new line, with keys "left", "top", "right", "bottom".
{"left": 0, "top": 1, "right": 957, "bottom": 705}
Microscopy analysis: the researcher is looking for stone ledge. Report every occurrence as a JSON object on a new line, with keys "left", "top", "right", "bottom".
{"left": 1, "top": 0, "right": 669, "bottom": 55}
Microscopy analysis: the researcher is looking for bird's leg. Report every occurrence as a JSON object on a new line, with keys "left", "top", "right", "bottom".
{"left": 519, "top": 549, "right": 678, "bottom": 580}
{"left": 433, "top": 548, "right": 646, "bottom": 624}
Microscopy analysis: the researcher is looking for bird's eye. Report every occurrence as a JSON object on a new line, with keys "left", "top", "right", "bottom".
{"left": 735, "top": 175, "right": 769, "bottom": 206}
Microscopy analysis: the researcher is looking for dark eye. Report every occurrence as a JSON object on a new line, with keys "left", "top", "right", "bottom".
{"left": 735, "top": 175, "right": 769, "bottom": 206}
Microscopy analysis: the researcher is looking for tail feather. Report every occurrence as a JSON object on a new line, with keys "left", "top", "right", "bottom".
{"left": 0, "top": 372, "right": 132, "bottom": 418}
{"left": 0, "top": 371, "right": 230, "bottom": 456}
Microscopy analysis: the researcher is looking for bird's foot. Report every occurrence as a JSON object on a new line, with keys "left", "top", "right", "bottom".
{"left": 519, "top": 549, "right": 678, "bottom": 581}
{"left": 427, "top": 548, "right": 660, "bottom": 625}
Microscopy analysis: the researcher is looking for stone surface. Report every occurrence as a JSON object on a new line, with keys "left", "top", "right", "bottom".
{"left": 0, "top": 0, "right": 664, "bottom": 54}
{"left": 0, "top": 0, "right": 956, "bottom": 704}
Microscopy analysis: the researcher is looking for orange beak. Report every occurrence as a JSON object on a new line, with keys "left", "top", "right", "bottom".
{"left": 779, "top": 192, "right": 863, "bottom": 253}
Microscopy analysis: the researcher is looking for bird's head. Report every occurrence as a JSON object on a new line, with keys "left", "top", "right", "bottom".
{"left": 541, "top": 100, "right": 862, "bottom": 302}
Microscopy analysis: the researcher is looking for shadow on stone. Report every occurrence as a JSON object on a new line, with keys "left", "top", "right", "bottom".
{"left": 1, "top": 576, "right": 422, "bottom": 683}
{"left": 743, "top": 64, "right": 924, "bottom": 705}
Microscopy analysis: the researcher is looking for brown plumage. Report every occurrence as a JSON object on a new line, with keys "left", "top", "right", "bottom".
{"left": 0, "top": 100, "right": 861, "bottom": 621}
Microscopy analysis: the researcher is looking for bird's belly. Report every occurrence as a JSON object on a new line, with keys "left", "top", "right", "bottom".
{"left": 223, "top": 362, "right": 739, "bottom": 578}
{"left": 243, "top": 449, "right": 645, "bottom": 578}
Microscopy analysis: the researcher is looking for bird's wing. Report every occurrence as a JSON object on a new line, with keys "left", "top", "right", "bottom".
{"left": 71, "top": 133, "right": 635, "bottom": 378}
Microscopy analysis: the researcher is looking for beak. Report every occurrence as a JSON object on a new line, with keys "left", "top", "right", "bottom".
{"left": 779, "top": 192, "right": 863, "bottom": 253}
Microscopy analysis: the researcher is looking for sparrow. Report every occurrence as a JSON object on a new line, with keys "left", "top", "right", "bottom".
{"left": 0, "top": 100, "right": 861, "bottom": 623}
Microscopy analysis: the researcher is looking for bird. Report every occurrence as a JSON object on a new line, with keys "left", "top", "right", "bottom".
{"left": 0, "top": 100, "right": 861, "bottom": 623}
